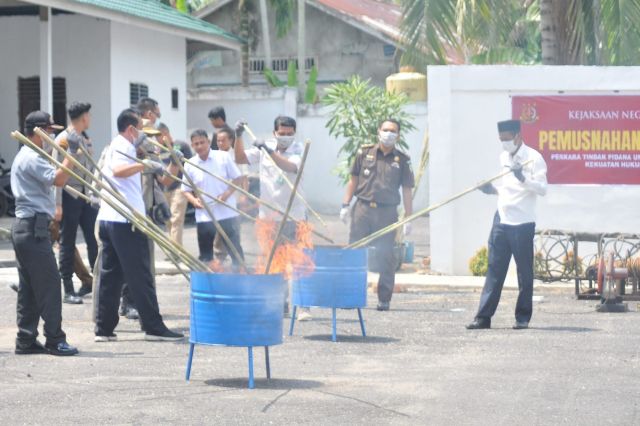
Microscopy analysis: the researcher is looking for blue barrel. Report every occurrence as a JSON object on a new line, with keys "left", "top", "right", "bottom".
{"left": 190, "top": 272, "right": 286, "bottom": 347}
{"left": 403, "top": 241, "right": 415, "bottom": 263}
{"left": 292, "top": 246, "right": 367, "bottom": 309}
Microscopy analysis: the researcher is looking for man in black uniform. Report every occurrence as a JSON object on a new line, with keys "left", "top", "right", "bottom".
{"left": 340, "top": 119, "right": 414, "bottom": 311}
{"left": 11, "top": 111, "right": 79, "bottom": 356}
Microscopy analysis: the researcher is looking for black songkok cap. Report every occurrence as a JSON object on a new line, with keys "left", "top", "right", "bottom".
{"left": 497, "top": 119, "right": 521, "bottom": 133}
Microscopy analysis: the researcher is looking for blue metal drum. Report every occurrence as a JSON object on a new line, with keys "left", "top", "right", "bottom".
{"left": 186, "top": 272, "right": 286, "bottom": 388}
{"left": 190, "top": 271, "right": 286, "bottom": 347}
{"left": 292, "top": 246, "right": 367, "bottom": 309}
{"left": 290, "top": 246, "right": 368, "bottom": 342}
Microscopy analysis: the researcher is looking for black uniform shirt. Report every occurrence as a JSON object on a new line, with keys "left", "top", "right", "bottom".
{"left": 350, "top": 144, "right": 415, "bottom": 205}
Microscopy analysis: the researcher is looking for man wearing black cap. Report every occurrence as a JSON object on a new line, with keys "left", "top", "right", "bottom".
{"left": 467, "top": 119, "right": 547, "bottom": 330}
{"left": 54, "top": 101, "right": 98, "bottom": 303}
{"left": 11, "top": 111, "right": 79, "bottom": 356}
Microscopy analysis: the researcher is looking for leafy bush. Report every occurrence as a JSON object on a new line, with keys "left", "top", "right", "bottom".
{"left": 323, "top": 75, "right": 415, "bottom": 184}
{"left": 469, "top": 246, "right": 489, "bottom": 276}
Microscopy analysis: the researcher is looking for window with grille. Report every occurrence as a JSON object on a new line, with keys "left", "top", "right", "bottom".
{"left": 17, "top": 76, "right": 67, "bottom": 131}
{"left": 249, "top": 57, "right": 317, "bottom": 74}
{"left": 129, "top": 83, "right": 149, "bottom": 106}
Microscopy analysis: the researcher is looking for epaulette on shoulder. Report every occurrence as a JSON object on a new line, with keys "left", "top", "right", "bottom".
{"left": 356, "top": 144, "right": 374, "bottom": 155}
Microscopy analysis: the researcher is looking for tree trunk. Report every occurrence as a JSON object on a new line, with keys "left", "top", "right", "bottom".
{"left": 297, "top": 0, "right": 306, "bottom": 98}
{"left": 540, "top": 0, "right": 559, "bottom": 64}
{"left": 259, "top": 0, "right": 272, "bottom": 71}
{"left": 240, "top": 2, "right": 250, "bottom": 87}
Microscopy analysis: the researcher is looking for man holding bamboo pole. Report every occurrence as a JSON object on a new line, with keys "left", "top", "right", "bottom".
{"left": 341, "top": 119, "right": 415, "bottom": 312}
{"left": 182, "top": 129, "right": 245, "bottom": 269}
{"left": 466, "top": 119, "right": 547, "bottom": 330}
{"left": 234, "top": 116, "right": 311, "bottom": 319}
{"left": 11, "top": 111, "right": 79, "bottom": 356}
{"left": 54, "top": 101, "right": 98, "bottom": 303}
{"left": 94, "top": 108, "right": 183, "bottom": 342}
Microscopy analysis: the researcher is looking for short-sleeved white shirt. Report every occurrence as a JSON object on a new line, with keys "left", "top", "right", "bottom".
{"left": 181, "top": 149, "right": 241, "bottom": 223}
{"left": 97, "top": 135, "right": 146, "bottom": 223}
{"left": 245, "top": 139, "right": 306, "bottom": 221}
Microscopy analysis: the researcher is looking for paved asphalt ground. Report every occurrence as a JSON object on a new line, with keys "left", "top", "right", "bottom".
{"left": 0, "top": 216, "right": 638, "bottom": 425}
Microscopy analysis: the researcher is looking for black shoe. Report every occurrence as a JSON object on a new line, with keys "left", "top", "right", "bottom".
{"left": 63, "top": 293, "right": 83, "bottom": 304}
{"left": 8, "top": 283, "right": 18, "bottom": 293}
{"left": 466, "top": 318, "right": 491, "bottom": 329}
{"left": 125, "top": 307, "right": 139, "bottom": 320}
{"left": 144, "top": 329, "right": 184, "bottom": 342}
{"left": 512, "top": 321, "right": 529, "bottom": 330}
{"left": 76, "top": 285, "right": 92, "bottom": 298}
{"left": 376, "top": 302, "right": 390, "bottom": 311}
{"left": 45, "top": 341, "right": 79, "bottom": 356}
{"left": 15, "top": 340, "right": 48, "bottom": 355}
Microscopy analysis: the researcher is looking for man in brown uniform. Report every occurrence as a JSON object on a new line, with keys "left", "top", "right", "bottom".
{"left": 340, "top": 119, "right": 414, "bottom": 311}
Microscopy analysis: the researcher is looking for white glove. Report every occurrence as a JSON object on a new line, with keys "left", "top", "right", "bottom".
{"left": 403, "top": 223, "right": 412, "bottom": 236}
{"left": 142, "top": 159, "right": 164, "bottom": 175}
{"left": 89, "top": 195, "right": 101, "bottom": 209}
{"left": 339, "top": 206, "right": 350, "bottom": 223}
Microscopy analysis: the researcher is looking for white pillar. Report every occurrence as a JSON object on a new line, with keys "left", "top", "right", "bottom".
{"left": 39, "top": 7, "right": 53, "bottom": 113}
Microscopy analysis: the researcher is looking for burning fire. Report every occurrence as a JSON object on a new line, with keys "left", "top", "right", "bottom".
{"left": 255, "top": 219, "right": 315, "bottom": 279}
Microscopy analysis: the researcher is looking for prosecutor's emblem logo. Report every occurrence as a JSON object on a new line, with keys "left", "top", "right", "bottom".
{"left": 520, "top": 103, "right": 538, "bottom": 124}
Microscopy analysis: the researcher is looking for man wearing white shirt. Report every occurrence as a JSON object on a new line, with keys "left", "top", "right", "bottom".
{"left": 94, "top": 109, "right": 183, "bottom": 342}
{"left": 234, "top": 116, "right": 312, "bottom": 320}
{"left": 182, "top": 129, "right": 244, "bottom": 268}
{"left": 467, "top": 119, "right": 547, "bottom": 330}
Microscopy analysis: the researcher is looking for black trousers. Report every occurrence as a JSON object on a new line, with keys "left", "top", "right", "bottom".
{"left": 95, "top": 221, "right": 167, "bottom": 336}
{"left": 196, "top": 217, "right": 244, "bottom": 266}
{"left": 349, "top": 200, "right": 398, "bottom": 303}
{"left": 12, "top": 217, "right": 66, "bottom": 347}
{"left": 476, "top": 212, "right": 536, "bottom": 323}
{"left": 59, "top": 190, "right": 98, "bottom": 282}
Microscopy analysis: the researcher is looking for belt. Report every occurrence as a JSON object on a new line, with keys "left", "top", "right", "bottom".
{"left": 357, "top": 199, "right": 394, "bottom": 209}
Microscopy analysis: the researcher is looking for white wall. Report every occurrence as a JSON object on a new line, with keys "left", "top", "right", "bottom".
{"left": 187, "top": 88, "right": 428, "bottom": 213}
{"left": 53, "top": 14, "right": 111, "bottom": 155}
{"left": 110, "top": 21, "right": 187, "bottom": 142}
{"left": 428, "top": 65, "right": 640, "bottom": 275}
{"left": 0, "top": 14, "right": 110, "bottom": 162}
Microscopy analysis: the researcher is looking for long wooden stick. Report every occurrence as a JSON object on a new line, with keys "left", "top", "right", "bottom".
{"left": 30, "top": 133, "right": 204, "bottom": 273}
{"left": 241, "top": 124, "right": 328, "bottom": 229}
{"left": 29, "top": 129, "right": 207, "bottom": 272}
{"left": 345, "top": 160, "right": 535, "bottom": 249}
{"left": 63, "top": 185, "right": 92, "bottom": 203}
{"left": 265, "top": 140, "right": 311, "bottom": 274}
{"left": 147, "top": 137, "right": 334, "bottom": 244}
{"left": 115, "top": 149, "right": 256, "bottom": 223}
{"left": 77, "top": 148, "right": 191, "bottom": 282}
{"left": 166, "top": 147, "right": 247, "bottom": 271}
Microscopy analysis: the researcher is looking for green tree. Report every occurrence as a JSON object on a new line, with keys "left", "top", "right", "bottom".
{"left": 323, "top": 76, "right": 416, "bottom": 184}
{"left": 400, "top": 0, "right": 640, "bottom": 66}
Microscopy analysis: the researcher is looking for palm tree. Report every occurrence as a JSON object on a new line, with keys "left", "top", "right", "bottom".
{"left": 399, "top": 0, "right": 640, "bottom": 66}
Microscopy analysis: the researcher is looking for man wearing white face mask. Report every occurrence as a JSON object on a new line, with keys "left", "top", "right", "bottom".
{"left": 234, "top": 115, "right": 312, "bottom": 319}
{"left": 467, "top": 119, "right": 547, "bottom": 330}
{"left": 341, "top": 119, "right": 415, "bottom": 311}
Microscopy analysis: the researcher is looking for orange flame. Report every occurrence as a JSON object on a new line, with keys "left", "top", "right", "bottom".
{"left": 255, "top": 219, "right": 315, "bottom": 279}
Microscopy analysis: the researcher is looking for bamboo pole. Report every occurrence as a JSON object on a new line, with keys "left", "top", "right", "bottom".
{"left": 265, "top": 140, "right": 311, "bottom": 274}
{"left": 345, "top": 160, "right": 535, "bottom": 249}
{"left": 115, "top": 149, "right": 256, "bottom": 223}
{"left": 165, "top": 146, "right": 247, "bottom": 271}
{"left": 63, "top": 185, "right": 92, "bottom": 203}
{"left": 77, "top": 147, "right": 191, "bottom": 281}
{"left": 146, "top": 137, "right": 335, "bottom": 244}
{"left": 241, "top": 124, "right": 328, "bottom": 229}
{"left": 27, "top": 129, "right": 207, "bottom": 272}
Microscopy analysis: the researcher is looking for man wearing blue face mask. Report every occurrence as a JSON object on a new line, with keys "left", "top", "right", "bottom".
{"left": 341, "top": 119, "right": 415, "bottom": 311}
{"left": 467, "top": 119, "right": 547, "bottom": 330}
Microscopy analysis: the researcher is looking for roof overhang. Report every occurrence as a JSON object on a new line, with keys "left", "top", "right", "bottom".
{"left": 21, "top": 0, "right": 242, "bottom": 50}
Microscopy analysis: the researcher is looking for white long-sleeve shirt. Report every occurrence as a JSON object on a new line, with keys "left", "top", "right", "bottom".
{"left": 496, "top": 144, "right": 548, "bottom": 225}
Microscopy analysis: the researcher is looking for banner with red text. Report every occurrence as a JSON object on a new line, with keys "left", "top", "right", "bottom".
{"left": 512, "top": 96, "right": 640, "bottom": 184}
